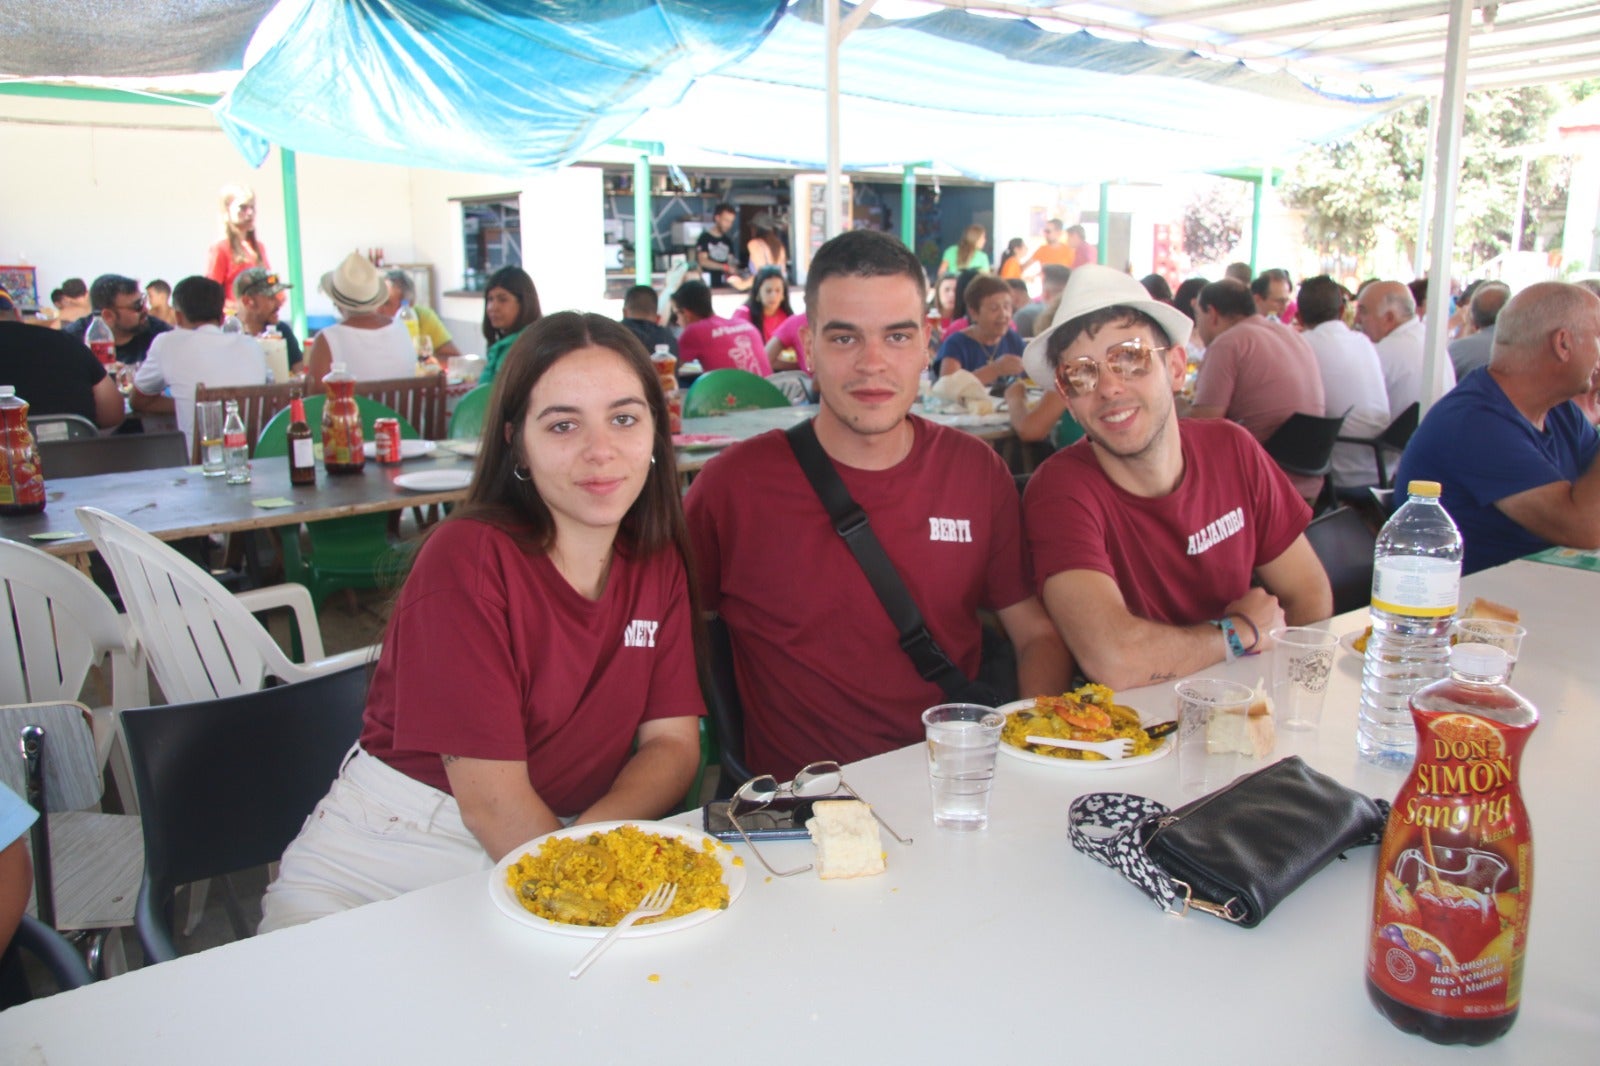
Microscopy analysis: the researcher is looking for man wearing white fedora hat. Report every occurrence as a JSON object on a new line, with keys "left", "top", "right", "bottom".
{"left": 1019, "top": 266, "right": 1332, "bottom": 690}
{"left": 304, "top": 252, "right": 416, "bottom": 390}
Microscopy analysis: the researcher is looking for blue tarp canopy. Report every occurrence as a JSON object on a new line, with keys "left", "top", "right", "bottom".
{"left": 2, "top": 1, "right": 1401, "bottom": 181}
{"left": 621, "top": 0, "right": 1401, "bottom": 182}
{"left": 216, "top": 0, "right": 787, "bottom": 173}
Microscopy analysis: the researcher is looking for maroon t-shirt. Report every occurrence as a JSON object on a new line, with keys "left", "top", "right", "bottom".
{"left": 686, "top": 416, "right": 1032, "bottom": 780}
{"left": 360, "top": 519, "right": 705, "bottom": 817}
{"left": 1023, "top": 419, "right": 1309, "bottom": 626}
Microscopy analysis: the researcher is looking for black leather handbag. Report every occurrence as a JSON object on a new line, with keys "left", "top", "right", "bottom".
{"left": 1067, "top": 756, "right": 1389, "bottom": 927}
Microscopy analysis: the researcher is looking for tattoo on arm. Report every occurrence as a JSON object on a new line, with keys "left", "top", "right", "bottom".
{"left": 1147, "top": 671, "right": 1177, "bottom": 683}
{"left": 440, "top": 754, "right": 460, "bottom": 767}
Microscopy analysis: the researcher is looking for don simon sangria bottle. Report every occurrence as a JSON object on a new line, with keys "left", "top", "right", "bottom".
{"left": 321, "top": 362, "right": 364, "bottom": 475}
{"left": 1366, "top": 643, "right": 1536, "bottom": 1045}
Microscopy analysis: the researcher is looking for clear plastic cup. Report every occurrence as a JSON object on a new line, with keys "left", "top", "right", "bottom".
{"left": 920, "top": 703, "right": 1003, "bottom": 831}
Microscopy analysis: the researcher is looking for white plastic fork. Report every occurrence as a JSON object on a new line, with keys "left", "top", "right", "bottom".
{"left": 1024, "top": 735, "right": 1133, "bottom": 759}
{"left": 568, "top": 882, "right": 679, "bottom": 979}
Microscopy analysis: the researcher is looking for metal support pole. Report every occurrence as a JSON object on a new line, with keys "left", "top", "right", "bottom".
{"left": 1421, "top": 0, "right": 1473, "bottom": 415}
{"left": 1098, "top": 183, "right": 1111, "bottom": 266}
{"left": 1512, "top": 150, "right": 1530, "bottom": 253}
{"left": 1250, "top": 166, "right": 1266, "bottom": 274}
{"left": 1414, "top": 98, "right": 1439, "bottom": 278}
{"left": 901, "top": 165, "right": 917, "bottom": 249}
{"left": 279, "top": 147, "right": 306, "bottom": 340}
{"left": 634, "top": 153, "right": 652, "bottom": 286}
{"left": 825, "top": 0, "right": 843, "bottom": 240}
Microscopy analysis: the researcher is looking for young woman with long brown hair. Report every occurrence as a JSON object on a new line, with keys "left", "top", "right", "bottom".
{"left": 260, "top": 312, "right": 705, "bottom": 931}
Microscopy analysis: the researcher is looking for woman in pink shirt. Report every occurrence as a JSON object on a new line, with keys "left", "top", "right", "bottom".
{"left": 731, "top": 267, "right": 793, "bottom": 344}
{"left": 204, "top": 185, "right": 268, "bottom": 312}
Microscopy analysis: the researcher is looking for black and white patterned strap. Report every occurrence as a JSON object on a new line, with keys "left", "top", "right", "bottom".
{"left": 1067, "top": 791, "right": 1182, "bottom": 914}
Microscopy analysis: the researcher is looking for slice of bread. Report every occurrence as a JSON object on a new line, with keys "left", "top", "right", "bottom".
{"left": 1464, "top": 597, "right": 1519, "bottom": 624}
{"left": 1204, "top": 688, "right": 1275, "bottom": 758}
{"left": 805, "top": 799, "right": 886, "bottom": 880}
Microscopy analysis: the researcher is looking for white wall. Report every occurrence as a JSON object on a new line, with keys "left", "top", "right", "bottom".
{"left": 0, "top": 96, "right": 608, "bottom": 353}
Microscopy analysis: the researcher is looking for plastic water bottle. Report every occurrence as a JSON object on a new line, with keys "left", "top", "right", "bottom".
{"left": 398, "top": 300, "right": 420, "bottom": 349}
{"left": 223, "top": 400, "right": 251, "bottom": 484}
{"left": 1358, "top": 480, "right": 1462, "bottom": 767}
{"left": 84, "top": 314, "right": 115, "bottom": 365}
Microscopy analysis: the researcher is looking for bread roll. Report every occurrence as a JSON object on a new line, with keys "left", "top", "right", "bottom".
{"left": 805, "top": 800, "right": 886, "bottom": 880}
{"left": 1205, "top": 688, "right": 1275, "bottom": 758}
{"left": 1465, "top": 598, "right": 1519, "bottom": 624}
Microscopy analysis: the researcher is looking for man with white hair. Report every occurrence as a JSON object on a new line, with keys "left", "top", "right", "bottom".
{"left": 1395, "top": 281, "right": 1600, "bottom": 574}
{"left": 1020, "top": 266, "right": 1332, "bottom": 689}
{"left": 1355, "top": 280, "right": 1457, "bottom": 419}
{"left": 1447, "top": 280, "right": 1511, "bottom": 380}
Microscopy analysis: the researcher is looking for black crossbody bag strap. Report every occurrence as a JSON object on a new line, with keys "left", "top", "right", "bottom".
{"left": 785, "top": 420, "right": 972, "bottom": 700}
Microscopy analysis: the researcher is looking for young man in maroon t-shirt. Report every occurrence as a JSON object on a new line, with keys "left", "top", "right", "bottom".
{"left": 1019, "top": 266, "right": 1333, "bottom": 692}
{"left": 686, "top": 231, "right": 1069, "bottom": 780}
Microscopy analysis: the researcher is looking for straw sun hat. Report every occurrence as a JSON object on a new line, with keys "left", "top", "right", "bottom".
{"left": 320, "top": 252, "right": 388, "bottom": 316}
{"left": 1021, "top": 264, "right": 1194, "bottom": 387}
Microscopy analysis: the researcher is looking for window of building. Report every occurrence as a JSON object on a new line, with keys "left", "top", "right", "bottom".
{"left": 458, "top": 195, "right": 521, "bottom": 291}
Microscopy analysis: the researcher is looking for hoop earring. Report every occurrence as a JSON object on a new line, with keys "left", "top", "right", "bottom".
{"left": 513, "top": 465, "right": 531, "bottom": 482}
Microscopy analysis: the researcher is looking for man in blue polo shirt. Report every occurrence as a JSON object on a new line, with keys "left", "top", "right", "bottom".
{"left": 1396, "top": 281, "right": 1600, "bottom": 574}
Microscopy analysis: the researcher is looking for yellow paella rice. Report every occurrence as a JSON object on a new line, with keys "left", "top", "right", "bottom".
{"left": 504, "top": 825, "right": 729, "bottom": 927}
{"left": 1001, "top": 684, "right": 1159, "bottom": 761}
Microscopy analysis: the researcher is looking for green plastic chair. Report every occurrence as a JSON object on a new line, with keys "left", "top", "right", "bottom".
{"left": 449, "top": 383, "right": 494, "bottom": 440}
{"left": 683, "top": 369, "right": 790, "bottom": 418}
{"left": 256, "top": 397, "right": 419, "bottom": 609}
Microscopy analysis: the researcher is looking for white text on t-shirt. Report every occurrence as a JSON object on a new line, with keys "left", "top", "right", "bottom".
{"left": 623, "top": 619, "right": 660, "bottom": 648}
{"left": 928, "top": 517, "right": 973, "bottom": 543}
{"left": 1186, "top": 507, "right": 1246, "bottom": 556}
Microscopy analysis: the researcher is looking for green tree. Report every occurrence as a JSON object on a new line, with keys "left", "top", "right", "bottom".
{"left": 1282, "top": 86, "right": 1567, "bottom": 273}
{"left": 1182, "top": 180, "right": 1247, "bottom": 265}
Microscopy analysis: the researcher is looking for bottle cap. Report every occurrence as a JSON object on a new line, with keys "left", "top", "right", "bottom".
{"left": 1406, "top": 480, "right": 1442, "bottom": 498}
{"left": 0, "top": 386, "right": 13, "bottom": 398}
{"left": 1450, "top": 642, "right": 1509, "bottom": 681}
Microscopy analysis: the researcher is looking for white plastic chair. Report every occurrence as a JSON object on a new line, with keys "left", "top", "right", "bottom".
{"left": 0, "top": 539, "right": 148, "bottom": 813}
{"left": 74, "top": 507, "right": 374, "bottom": 701}
{"left": 0, "top": 700, "right": 143, "bottom": 977}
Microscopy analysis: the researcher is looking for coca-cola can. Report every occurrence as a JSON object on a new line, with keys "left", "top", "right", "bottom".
{"left": 374, "top": 418, "right": 402, "bottom": 464}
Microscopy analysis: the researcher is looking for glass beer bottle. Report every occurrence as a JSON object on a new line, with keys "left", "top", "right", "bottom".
{"left": 287, "top": 396, "right": 315, "bottom": 487}
{"left": 1366, "top": 643, "right": 1536, "bottom": 1045}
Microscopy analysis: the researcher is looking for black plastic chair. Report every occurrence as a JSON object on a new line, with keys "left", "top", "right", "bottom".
{"left": 0, "top": 915, "right": 95, "bottom": 1009}
{"left": 27, "top": 414, "right": 98, "bottom": 443}
{"left": 1263, "top": 411, "right": 1347, "bottom": 514}
{"left": 1304, "top": 506, "right": 1378, "bottom": 616}
{"left": 36, "top": 431, "right": 188, "bottom": 479}
{"left": 120, "top": 663, "right": 370, "bottom": 964}
{"left": 703, "top": 617, "right": 751, "bottom": 800}
{"left": 1336, "top": 402, "right": 1419, "bottom": 490}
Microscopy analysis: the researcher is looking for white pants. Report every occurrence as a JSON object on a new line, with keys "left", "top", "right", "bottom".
{"left": 259, "top": 747, "right": 491, "bottom": 934}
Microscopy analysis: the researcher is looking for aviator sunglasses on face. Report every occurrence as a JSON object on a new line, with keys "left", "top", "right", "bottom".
{"left": 728, "top": 760, "right": 912, "bottom": 877}
{"left": 1054, "top": 339, "right": 1175, "bottom": 398}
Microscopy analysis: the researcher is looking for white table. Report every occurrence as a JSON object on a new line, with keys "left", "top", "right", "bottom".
{"left": 2, "top": 561, "right": 1595, "bottom": 1063}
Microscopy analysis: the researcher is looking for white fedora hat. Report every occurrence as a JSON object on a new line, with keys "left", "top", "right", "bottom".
{"left": 1022, "top": 265, "right": 1193, "bottom": 387}
{"left": 320, "top": 252, "right": 388, "bottom": 316}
